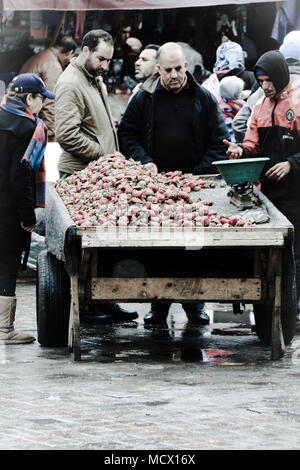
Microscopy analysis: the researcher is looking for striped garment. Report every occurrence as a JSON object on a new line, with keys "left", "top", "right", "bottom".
{"left": 0, "top": 94, "right": 47, "bottom": 208}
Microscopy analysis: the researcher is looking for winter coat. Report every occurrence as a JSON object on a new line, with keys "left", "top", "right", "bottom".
{"left": 203, "top": 70, "right": 255, "bottom": 97}
{"left": 20, "top": 47, "right": 63, "bottom": 142}
{"left": 0, "top": 108, "right": 36, "bottom": 250}
{"left": 118, "top": 71, "right": 229, "bottom": 175}
{"left": 55, "top": 59, "right": 118, "bottom": 175}
{"left": 240, "top": 51, "right": 300, "bottom": 203}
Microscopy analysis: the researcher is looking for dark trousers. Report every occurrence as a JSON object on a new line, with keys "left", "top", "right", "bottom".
{"left": 272, "top": 199, "right": 300, "bottom": 293}
{"left": 0, "top": 249, "right": 22, "bottom": 296}
{"left": 152, "top": 302, "right": 205, "bottom": 311}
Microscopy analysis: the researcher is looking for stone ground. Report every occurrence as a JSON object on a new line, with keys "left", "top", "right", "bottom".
{"left": 0, "top": 280, "right": 300, "bottom": 451}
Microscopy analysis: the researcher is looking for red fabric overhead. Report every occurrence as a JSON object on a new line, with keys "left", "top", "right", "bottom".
{"left": 2, "top": 0, "right": 278, "bottom": 11}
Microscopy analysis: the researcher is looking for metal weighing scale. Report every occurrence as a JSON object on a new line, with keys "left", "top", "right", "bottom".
{"left": 228, "top": 182, "right": 260, "bottom": 210}
{"left": 212, "top": 157, "right": 270, "bottom": 211}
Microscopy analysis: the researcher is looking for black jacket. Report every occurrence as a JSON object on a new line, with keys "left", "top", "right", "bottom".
{"left": 118, "top": 71, "right": 230, "bottom": 175}
{"left": 0, "top": 108, "right": 36, "bottom": 250}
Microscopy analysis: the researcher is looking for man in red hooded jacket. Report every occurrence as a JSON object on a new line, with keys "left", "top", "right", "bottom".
{"left": 225, "top": 50, "right": 300, "bottom": 322}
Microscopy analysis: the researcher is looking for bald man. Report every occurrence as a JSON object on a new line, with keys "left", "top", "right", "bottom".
{"left": 118, "top": 42, "right": 229, "bottom": 326}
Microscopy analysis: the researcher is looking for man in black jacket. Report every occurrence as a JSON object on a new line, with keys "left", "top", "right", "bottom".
{"left": 118, "top": 42, "right": 229, "bottom": 325}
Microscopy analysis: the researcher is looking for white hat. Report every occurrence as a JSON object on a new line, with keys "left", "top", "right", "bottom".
{"left": 283, "top": 30, "right": 300, "bottom": 44}
{"left": 280, "top": 41, "right": 300, "bottom": 60}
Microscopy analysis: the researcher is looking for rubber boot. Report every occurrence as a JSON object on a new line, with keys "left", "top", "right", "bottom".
{"left": 0, "top": 296, "right": 35, "bottom": 344}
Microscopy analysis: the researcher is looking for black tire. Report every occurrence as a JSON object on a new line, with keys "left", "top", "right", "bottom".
{"left": 254, "top": 240, "right": 297, "bottom": 345}
{"left": 36, "top": 249, "right": 71, "bottom": 347}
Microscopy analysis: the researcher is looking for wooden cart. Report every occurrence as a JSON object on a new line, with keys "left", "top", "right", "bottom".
{"left": 36, "top": 182, "right": 297, "bottom": 361}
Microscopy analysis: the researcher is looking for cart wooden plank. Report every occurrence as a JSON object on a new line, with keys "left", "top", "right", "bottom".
{"left": 78, "top": 227, "right": 285, "bottom": 248}
{"left": 69, "top": 275, "right": 81, "bottom": 361}
{"left": 91, "top": 277, "right": 262, "bottom": 302}
{"left": 269, "top": 248, "right": 285, "bottom": 360}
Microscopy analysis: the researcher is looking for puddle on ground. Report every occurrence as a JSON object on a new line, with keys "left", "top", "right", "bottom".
{"left": 78, "top": 320, "right": 261, "bottom": 365}
{"left": 36, "top": 306, "right": 280, "bottom": 364}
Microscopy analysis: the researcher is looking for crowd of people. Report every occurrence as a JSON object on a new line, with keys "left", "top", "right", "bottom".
{"left": 0, "top": 23, "right": 299, "bottom": 344}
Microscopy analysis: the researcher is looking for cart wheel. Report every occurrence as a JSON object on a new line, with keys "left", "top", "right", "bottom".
{"left": 36, "top": 250, "right": 71, "bottom": 347}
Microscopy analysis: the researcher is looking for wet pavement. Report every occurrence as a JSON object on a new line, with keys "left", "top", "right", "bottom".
{"left": 1, "top": 280, "right": 300, "bottom": 450}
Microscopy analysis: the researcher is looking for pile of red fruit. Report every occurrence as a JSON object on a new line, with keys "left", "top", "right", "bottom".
{"left": 55, "top": 154, "right": 251, "bottom": 228}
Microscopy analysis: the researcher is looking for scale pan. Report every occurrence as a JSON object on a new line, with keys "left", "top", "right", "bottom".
{"left": 212, "top": 158, "right": 270, "bottom": 185}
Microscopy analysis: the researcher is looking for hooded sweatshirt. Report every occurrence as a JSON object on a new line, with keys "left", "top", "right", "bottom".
{"left": 254, "top": 50, "right": 290, "bottom": 93}
{"left": 232, "top": 44, "right": 300, "bottom": 143}
{"left": 240, "top": 50, "right": 300, "bottom": 201}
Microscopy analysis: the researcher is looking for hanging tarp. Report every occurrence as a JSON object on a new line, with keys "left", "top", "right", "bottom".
{"left": 2, "top": 0, "right": 279, "bottom": 11}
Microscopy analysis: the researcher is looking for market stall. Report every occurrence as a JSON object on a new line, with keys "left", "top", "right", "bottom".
{"left": 36, "top": 155, "right": 296, "bottom": 362}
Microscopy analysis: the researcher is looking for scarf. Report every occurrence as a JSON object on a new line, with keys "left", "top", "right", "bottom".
{"left": 0, "top": 94, "right": 47, "bottom": 208}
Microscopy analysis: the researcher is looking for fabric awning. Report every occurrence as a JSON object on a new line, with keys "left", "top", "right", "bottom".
{"left": 2, "top": 0, "right": 279, "bottom": 11}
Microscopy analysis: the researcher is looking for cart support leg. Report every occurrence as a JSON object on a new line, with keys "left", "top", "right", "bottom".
{"left": 270, "top": 249, "right": 285, "bottom": 360}
{"left": 69, "top": 274, "right": 81, "bottom": 361}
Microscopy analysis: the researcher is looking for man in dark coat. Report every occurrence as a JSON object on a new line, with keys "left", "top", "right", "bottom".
{"left": 118, "top": 42, "right": 230, "bottom": 325}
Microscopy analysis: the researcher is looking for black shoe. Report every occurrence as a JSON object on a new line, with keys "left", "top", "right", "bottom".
{"left": 82, "top": 313, "right": 114, "bottom": 324}
{"left": 98, "top": 303, "right": 138, "bottom": 322}
{"left": 183, "top": 304, "right": 210, "bottom": 325}
{"left": 144, "top": 303, "right": 170, "bottom": 325}
{"left": 188, "top": 310, "right": 210, "bottom": 325}
{"left": 80, "top": 304, "right": 113, "bottom": 324}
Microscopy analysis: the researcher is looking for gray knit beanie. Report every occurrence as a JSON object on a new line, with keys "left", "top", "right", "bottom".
{"left": 219, "top": 76, "right": 244, "bottom": 100}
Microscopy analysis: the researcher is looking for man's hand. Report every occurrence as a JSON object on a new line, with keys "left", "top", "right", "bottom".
{"left": 223, "top": 139, "right": 243, "bottom": 160}
{"left": 21, "top": 223, "right": 35, "bottom": 233}
{"left": 144, "top": 162, "right": 158, "bottom": 174}
{"left": 265, "top": 161, "right": 291, "bottom": 181}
